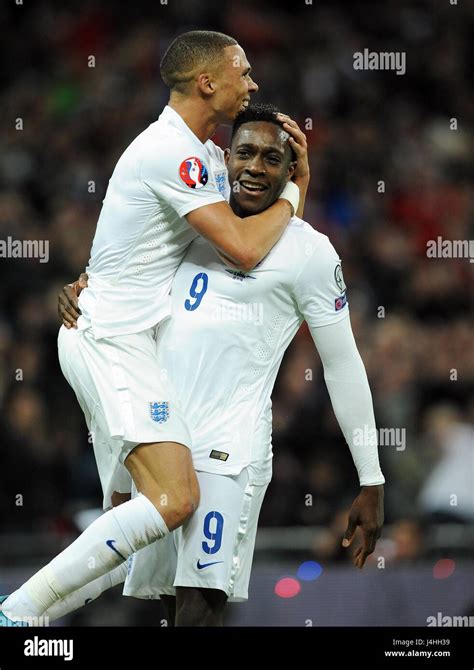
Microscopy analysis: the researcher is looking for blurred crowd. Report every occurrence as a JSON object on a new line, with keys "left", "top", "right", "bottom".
{"left": 0, "top": 0, "right": 473, "bottom": 568}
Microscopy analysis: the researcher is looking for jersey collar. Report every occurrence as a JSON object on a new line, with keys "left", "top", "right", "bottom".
{"left": 160, "top": 105, "right": 207, "bottom": 147}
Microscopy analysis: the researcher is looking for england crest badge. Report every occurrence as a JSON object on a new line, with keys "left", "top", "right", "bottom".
{"left": 149, "top": 401, "right": 170, "bottom": 423}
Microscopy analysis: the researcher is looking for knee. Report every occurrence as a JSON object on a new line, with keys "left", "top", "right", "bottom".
{"left": 147, "top": 492, "right": 197, "bottom": 530}
{"left": 171, "top": 478, "right": 200, "bottom": 527}
{"left": 170, "top": 494, "right": 197, "bottom": 527}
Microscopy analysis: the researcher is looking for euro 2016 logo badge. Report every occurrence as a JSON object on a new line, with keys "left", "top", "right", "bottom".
{"left": 149, "top": 401, "right": 170, "bottom": 423}
{"left": 179, "top": 157, "right": 209, "bottom": 189}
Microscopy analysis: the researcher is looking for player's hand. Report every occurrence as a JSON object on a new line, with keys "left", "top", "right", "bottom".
{"left": 341, "top": 485, "right": 384, "bottom": 569}
{"left": 58, "top": 273, "right": 89, "bottom": 329}
{"left": 276, "top": 113, "right": 310, "bottom": 184}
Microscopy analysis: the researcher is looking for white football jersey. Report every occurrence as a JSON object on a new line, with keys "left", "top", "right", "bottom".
{"left": 157, "top": 218, "right": 350, "bottom": 484}
{"left": 78, "top": 105, "right": 229, "bottom": 338}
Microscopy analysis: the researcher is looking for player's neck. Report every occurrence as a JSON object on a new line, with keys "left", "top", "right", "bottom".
{"left": 229, "top": 196, "right": 252, "bottom": 218}
{"left": 168, "top": 97, "right": 219, "bottom": 144}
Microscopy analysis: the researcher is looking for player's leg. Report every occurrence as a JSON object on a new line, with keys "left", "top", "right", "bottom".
{"left": 175, "top": 587, "right": 227, "bottom": 626}
{"left": 123, "top": 470, "right": 247, "bottom": 627}
{"left": 41, "top": 486, "right": 185, "bottom": 625}
{"left": 1, "top": 326, "right": 196, "bottom": 621}
{"left": 122, "top": 517, "right": 228, "bottom": 627}
{"left": 124, "top": 440, "right": 200, "bottom": 530}
{"left": 122, "top": 494, "right": 180, "bottom": 622}
{"left": 123, "top": 470, "right": 267, "bottom": 627}
{"left": 40, "top": 491, "right": 132, "bottom": 622}
{"left": 168, "top": 469, "right": 268, "bottom": 626}
{"left": 2, "top": 442, "right": 198, "bottom": 620}
{"left": 43, "top": 563, "right": 128, "bottom": 623}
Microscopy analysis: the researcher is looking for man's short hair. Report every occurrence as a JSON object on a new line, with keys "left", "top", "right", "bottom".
{"left": 160, "top": 30, "right": 238, "bottom": 93}
{"left": 232, "top": 103, "right": 296, "bottom": 161}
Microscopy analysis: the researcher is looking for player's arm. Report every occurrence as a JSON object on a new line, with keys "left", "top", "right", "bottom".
{"left": 310, "top": 317, "right": 384, "bottom": 569}
{"left": 186, "top": 190, "right": 297, "bottom": 273}
{"left": 141, "top": 137, "right": 299, "bottom": 273}
{"left": 294, "top": 237, "right": 384, "bottom": 568}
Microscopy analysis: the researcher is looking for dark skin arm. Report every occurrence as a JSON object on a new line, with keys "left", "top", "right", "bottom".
{"left": 342, "top": 484, "right": 384, "bottom": 568}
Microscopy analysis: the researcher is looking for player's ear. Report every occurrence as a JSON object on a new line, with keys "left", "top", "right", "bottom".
{"left": 197, "top": 72, "right": 215, "bottom": 96}
{"left": 224, "top": 148, "right": 231, "bottom": 165}
{"left": 287, "top": 160, "right": 296, "bottom": 179}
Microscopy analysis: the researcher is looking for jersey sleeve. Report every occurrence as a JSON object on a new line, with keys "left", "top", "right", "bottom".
{"left": 140, "top": 137, "right": 226, "bottom": 218}
{"left": 293, "top": 234, "right": 349, "bottom": 328}
{"left": 310, "top": 317, "right": 385, "bottom": 486}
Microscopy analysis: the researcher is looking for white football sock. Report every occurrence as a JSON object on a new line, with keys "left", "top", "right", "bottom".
{"left": 3, "top": 493, "right": 168, "bottom": 618}
{"left": 44, "top": 562, "right": 128, "bottom": 622}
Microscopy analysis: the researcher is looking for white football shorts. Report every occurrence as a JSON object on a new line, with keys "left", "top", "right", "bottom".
{"left": 123, "top": 469, "right": 268, "bottom": 602}
{"left": 57, "top": 324, "right": 191, "bottom": 510}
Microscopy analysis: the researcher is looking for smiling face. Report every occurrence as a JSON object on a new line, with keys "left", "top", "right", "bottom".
{"left": 209, "top": 45, "right": 259, "bottom": 123}
{"left": 226, "top": 120, "right": 295, "bottom": 215}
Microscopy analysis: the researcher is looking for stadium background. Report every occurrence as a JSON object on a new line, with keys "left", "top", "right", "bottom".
{"left": 0, "top": 0, "right": 472, "bottom": 626}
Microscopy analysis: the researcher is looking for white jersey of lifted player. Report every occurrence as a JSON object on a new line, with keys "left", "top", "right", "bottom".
{"left": 78, "top": 105, "right": 229, "bottom": 339}
{"left": 156, "top": 217, "right": 349, "bottom": 485}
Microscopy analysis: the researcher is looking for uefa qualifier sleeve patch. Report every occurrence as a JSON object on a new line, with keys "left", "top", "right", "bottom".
{"left": 334, "top": 264, "right": 346, "bottom": 293}
{"left": 179, "top": 157, "right": 209, "bottom": 189}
